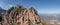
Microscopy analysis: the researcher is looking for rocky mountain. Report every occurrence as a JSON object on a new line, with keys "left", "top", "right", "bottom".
{"left": 0, "top": 5, "right": 44, "bottom": 25}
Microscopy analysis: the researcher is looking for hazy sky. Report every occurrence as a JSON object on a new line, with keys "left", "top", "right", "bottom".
{"left": 0, "top": 0, "right": 60, "bottom": 14}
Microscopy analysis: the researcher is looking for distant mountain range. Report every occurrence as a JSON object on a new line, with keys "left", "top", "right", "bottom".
{"left": 0, "top": 7, "right": 6, "bottom": 15}
{"left": 39, "top": 14, "right": 60, "bottom": 21}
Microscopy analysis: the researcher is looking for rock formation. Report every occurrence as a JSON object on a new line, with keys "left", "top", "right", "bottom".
{"left": 0, "top": 5, "right": 43, "bottom": 25}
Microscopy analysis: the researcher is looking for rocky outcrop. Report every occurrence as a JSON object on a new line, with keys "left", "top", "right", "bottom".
{"left": 0, "top": 5, "right": 43, "bottom": 25}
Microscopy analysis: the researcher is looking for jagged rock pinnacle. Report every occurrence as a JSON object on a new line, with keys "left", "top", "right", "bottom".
{"left": 15, "top": 5, "right": 23, "bottom": 8}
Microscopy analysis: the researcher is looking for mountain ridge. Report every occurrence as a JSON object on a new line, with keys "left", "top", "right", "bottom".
{"left": 0, "top": 5, "right": 44, "bottom": 25}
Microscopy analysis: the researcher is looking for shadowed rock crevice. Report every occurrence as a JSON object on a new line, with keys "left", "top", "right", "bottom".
{"left": 0, "top": 16, "right": 2, "bottom": 22}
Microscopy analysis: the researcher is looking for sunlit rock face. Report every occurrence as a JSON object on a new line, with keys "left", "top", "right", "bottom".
{"left": 0, "top": 5, "right": 43, "bottom": 25}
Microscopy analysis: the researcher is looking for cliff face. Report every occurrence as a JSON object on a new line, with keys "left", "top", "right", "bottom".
{"left": 0, "top": 5, "right": 43, "bottom": 25}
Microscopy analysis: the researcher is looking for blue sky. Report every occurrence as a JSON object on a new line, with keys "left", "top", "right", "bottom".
{"left": 0, "top": 0, "right": 60, "bottom": 14}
